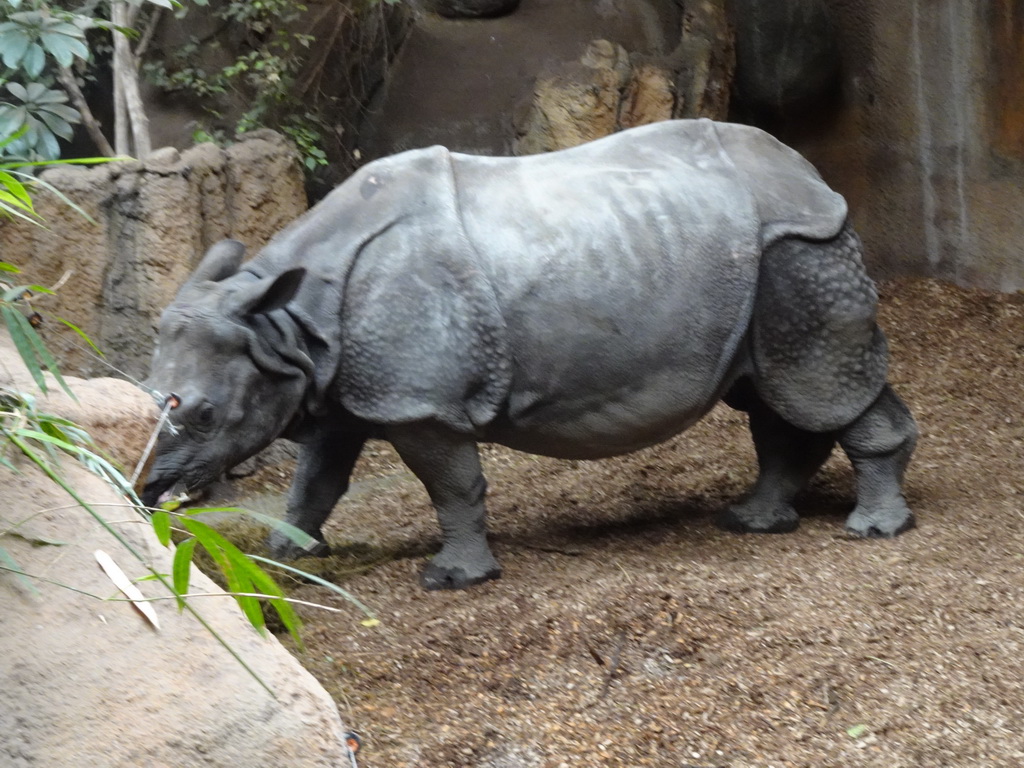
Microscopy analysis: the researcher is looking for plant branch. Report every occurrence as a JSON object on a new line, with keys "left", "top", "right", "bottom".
{"left": 56, "top": 66, "right": 115, "bottom": 157}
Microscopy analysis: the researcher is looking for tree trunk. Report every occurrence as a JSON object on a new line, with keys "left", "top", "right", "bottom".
{"left": 57, "top": 67, "right": 115, "bottom": 157}
{"left": 111, "top": 2, "right": 151, "bottom": 159}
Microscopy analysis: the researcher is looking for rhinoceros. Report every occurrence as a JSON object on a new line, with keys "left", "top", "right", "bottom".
{"left": 141, "top": 119, "right": 917, "bottom": 590}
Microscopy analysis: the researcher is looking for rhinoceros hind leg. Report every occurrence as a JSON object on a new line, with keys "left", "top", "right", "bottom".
{"left": 718, "top": 382, "right": 835, "bottom": 534}
{"left": 387, "top": 423, "right": 502, "bottom": 590}
{"left": 839, "top": 385, "right": 917, "bottom": 537}
{"left": 752, "top": 223, "right": 889, "bottom": 433}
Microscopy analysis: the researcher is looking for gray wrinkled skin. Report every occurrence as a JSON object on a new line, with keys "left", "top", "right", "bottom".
{"left": 142, "top": 120, "right": 917, "bottom": 590}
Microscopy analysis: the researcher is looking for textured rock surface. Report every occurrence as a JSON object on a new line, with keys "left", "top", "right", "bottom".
{"left": 0, "top": 130, "right": 307, "bottom": 381}
{"left": 421, "top": 0, "right": 521, "bottom": 18}
{"left": 730, "top": 0, "right": 839, "bottom": 112}
{"left": 0, "top": 331, "right": 351, "bottom": 767}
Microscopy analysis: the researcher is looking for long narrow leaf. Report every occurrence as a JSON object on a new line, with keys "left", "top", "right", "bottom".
{"left": 246, "top": 554, "right": 379, "bottom": 625}
{"left": 53, "top": 316, "right": 104, "bottom": 356}
{"left": 182, "top": 518, "right": 265, "bottom": 634}
{"left": 7, "top": 306, "right": 74, "bottom": 399}
{"left": 187, "top": 506, "right": 318, "bottom": 550}
{"left": 1, "top": 303, "right": 46, "bottom": 392}
{"left": 95, "top": 549, "right": 160, "bottom": 630}
{"left": 234, "top": 554, "right": 303, "bottom": 647}
{"left": 172, "top": 537, "right": 197, "bottom": 610}
{"left": 151, "top": 509, "right": 171, "bottom": 546}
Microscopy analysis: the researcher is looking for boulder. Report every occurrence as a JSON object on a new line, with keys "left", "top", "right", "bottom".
{"left": 0, "top": 331, "right": 353, "bottom": 767}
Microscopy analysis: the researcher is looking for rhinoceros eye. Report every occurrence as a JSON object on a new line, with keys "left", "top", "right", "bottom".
{"left": 196, "top": 402, "right": 217, "bottom": 428}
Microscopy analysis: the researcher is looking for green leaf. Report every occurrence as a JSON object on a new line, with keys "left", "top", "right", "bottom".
{"left": 37, "top": 110, "right": 74, "bottom": 142}
{"left": 182, "top": 518, "right": 265, "bottom": 634}
{"left": 0, "top": 29, "right": 30, "bottom": 69}
{"left": 54, "top": 316, "right": 103, "bottom": 357}
{"left": 187, "top": 506, "right": 318, "bottom": 551}
{"left": 24, "top": 82, "right": 48, "bottom": 103}
{"left": 235, "top": 552, "right": 303, "bottom": 647}
{"left": 21, "top": 44, "right": 45, "bottom": 78}
{"left": 1, "top": 303, "right": 46, "bottom": 393}
{"left": 0, "top": 170, "right": 31, "bottom": 206}
{"left": 38, "top": 103, "right": 80, "bottom": 123}
{"left": 151, "top": 509, "right": 172, "bottom": 546}
{"left": 247, "top": 554, "right": 379, "bottom": 626}
{"left": 846, "top": 724, "right": 870, "bottom": 739}
{"left": 6, "top": 82, "right": 28, "bottom": 102}
{"left": 171, "top": 536, "right": 197, "bottom": 609}
{"left": 16, "top": 306, "right": 74, "bottom": 398}
{"left": 5, "top": 530, "right": 66, "bottom": 546}
{"left": 39, "top": 31, "right": 89, "bottom": 67}
{"left": 0, "top": 262, "right": 22, "bottom": 273}
{"left": 0, "top": 109, "right": 28, "bottom": 145}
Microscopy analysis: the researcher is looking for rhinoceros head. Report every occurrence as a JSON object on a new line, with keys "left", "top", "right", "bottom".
{"left": 140, "top": 240, "right": 311, "bottom": 507}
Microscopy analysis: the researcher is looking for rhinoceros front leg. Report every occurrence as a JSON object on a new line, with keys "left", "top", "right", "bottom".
{"left": 718, "top": 390, "right": 836, "bottom": 533}
{"left": 268, "top": 429, "right": 367, "bottom": 559}
{"left": 839, "top": 385, "right": 917, "bottom": 537}
{"left": 386, "top": 423, "right": 501, "bottom": 590}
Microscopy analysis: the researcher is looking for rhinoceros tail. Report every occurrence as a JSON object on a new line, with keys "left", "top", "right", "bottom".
{"left": 750, "top": 222, "right": 889, "bottom": 432}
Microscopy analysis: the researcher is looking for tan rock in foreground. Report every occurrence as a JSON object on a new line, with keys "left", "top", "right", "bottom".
{"left": 0, "top": 331, "right": 352, "bottom": 767}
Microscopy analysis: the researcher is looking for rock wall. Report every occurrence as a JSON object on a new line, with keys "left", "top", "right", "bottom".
{"left": 1, "top": 131, "right": 306, "bottom": 380}
{"left": 754, "top": 0, "right": 1024, "bottom": 291}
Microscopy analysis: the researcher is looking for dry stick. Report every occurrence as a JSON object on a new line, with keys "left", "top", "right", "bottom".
{"left": 56, "top": 67, "right": 115, "bottom": 157}
{"left": 134, "top": 6, "right": 163, "bottom": 60}
{"left": 598, "top": 628, "right": 628, "bottom": 699}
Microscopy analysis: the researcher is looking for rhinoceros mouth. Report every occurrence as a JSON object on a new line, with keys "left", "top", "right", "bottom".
{"left": 140, "top": 474, "right": 179, "bottom": 508}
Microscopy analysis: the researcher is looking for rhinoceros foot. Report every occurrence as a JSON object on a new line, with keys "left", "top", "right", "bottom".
{"left": 717, "top": 499, "right": 800, "bottom": 534}
{"left": 845, "top": 502, "right": 916, "bottom": 538}
{"left": 420, "top": 560, "right": 501, "bottom": 591}
{"left": 267, "top": 530, "right": 332, "bottom": 561}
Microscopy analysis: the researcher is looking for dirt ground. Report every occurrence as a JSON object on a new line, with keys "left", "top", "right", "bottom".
{"left": 232, "top": 278, "right": 1024, "bottom": 767}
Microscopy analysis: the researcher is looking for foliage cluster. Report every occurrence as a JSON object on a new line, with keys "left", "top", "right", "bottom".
{"left": 0, "top": 0, "right": 181, "bottom": 160}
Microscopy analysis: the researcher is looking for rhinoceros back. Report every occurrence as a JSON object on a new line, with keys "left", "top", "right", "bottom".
{"left": 444, "top": 121, "right": 848, "bottom": 454}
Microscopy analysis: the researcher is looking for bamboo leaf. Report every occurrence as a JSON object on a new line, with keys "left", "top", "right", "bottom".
{"left": 54, "top": 316, "right": 104, "bottom": 356}
{"left": 94, "top": 549, "right": 160, "bottom": 630}
{"left": 247, "top": 554, "right": 379, "bottom": 625}
{"left": 187, "top": 506, "right": 318, "bottom": 551}
{"left": 6, "top": 529, "right": 66, "bottom": 546}
{"left": 234, "top": 553, "right": 303, "bottom": 647}
{"left": 1, "top": 303, "right": 46, "bottom": 393}
{"left": 172, "top": 537, "right": 197, "bottom": 610}
{"left": 13, "top": 307, "right": 75, "bottom": 399}
{"left": 182, "top": 518, "right": 265, "bottom": 634}
{"left": 151, "top": 509, "right": 171, "bottom": 546}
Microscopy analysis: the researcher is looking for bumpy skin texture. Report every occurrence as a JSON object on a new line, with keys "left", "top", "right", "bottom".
{"left": 142, "top": 120, "right": 917, "bottom": 590}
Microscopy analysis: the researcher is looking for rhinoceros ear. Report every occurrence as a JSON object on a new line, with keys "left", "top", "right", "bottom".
{"left": 230, "top": 268, "right": 307, "bottom": 317}
{"left": 188, "top": 239, "right": 247, "bottom": 285}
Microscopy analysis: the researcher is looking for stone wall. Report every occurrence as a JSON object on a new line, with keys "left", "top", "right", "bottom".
{"left": 1, "top": 130, "right": 307, "bottom": 380}
{"left": 773, "top": 0, "right": 1024, "bottom": 291}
